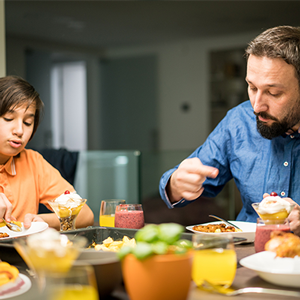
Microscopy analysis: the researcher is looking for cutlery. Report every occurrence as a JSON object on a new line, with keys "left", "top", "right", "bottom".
{"left": 2, "top": 219, "right": 22, "bottom": 232}
{"left": 201, "top": 280, "right": 300, "bottom": 297}
{"left": 209, "top": 215, "right": 241, "bottom": 230}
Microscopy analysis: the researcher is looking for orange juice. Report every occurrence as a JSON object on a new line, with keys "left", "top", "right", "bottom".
{"left": 99, "top": 214, "right": 115, "bottom": 227}
{"left": 51, "top": 285, "right": 99, "bottom": 300}
{"left": 192, "top": 249, "right": 236, "bottom": 286}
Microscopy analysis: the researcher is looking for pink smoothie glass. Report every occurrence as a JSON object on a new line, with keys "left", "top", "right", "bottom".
{"left": 114, "top": 204, "right": 144, "bottom": 229}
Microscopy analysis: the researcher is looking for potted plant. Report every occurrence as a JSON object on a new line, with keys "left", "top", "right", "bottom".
{"left": 118, "top": 223, "right": 193, "bottom": 300}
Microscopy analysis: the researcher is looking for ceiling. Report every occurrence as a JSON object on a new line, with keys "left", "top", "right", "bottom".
{"left": 5, "top": 1, "right": 300, "bottom": 50}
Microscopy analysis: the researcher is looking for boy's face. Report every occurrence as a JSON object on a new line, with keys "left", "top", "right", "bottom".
{"left": 0, "top": 103, "right": 36, "bottom": 165}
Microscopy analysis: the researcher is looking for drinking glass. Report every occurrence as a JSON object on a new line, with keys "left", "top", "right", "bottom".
{"left": 14, "top": 232, "right": 87, "bottom": 291}
{"left": 46, "top": 264, "right": 99, "bottom": 300}
{"left": 114, "top": 204, "right": 144, "bottom": 229}
{"left": 99, "top": 199, "right": 126, "bottom": 227}
{"left": 254, "top": 218, "right": 290, "bottom": 253}
{"left": 48, "top": 198, "right": 87, "bottom": 231}
{"left": 192, "top": 234, "right": 236, "bottom": 288}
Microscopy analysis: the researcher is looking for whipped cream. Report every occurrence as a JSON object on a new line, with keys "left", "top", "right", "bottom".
{"left": 55, "top": 191, "right": 82, "bottom": 208}
{"left": 27, "top": 228, "right": 70, "bottom": 257}
{"left": 258, "top": 196, "right": 291, "bottom": 214}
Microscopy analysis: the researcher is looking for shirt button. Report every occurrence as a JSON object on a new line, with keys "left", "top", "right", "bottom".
{"left": 290, "top": 135, "right": 295, "bottom": 139}
{"left": 281, "top": 191, "right": 286, "bottom": 197}
{"left": 283, "top": 161, "right": 289, "bottom": 167}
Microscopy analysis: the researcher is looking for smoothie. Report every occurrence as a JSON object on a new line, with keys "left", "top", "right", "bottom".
{"left": 114, "top": 204, "right": 144, "bottom": 229}
{"left": 254, "top": 224, "right": 290, "bottom": 252}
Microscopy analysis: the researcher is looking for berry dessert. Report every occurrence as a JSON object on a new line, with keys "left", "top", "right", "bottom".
{"left": 252, "top": 194, "right": 295, "bottom": 224}
{"left": 48, "top": 190, "right": 86, "bottom": 231}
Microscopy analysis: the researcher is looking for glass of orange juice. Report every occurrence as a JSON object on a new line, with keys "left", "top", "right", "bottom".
{"left": 192, "top": 234, "right": 237, "bottom": 288}
{"left": 99, "top": 199, "right": 125, "bottom": 227}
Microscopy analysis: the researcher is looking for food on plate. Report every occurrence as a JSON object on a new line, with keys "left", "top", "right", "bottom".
{"left": 92, "top": 236, "right": 136, "bottom": 252}
{"left": 252, "top": 196, "right": 294, "bottom": 223}
{"left": 0, "top": 220, "right": 22, "bottom": 228}
{"left": 48, "top": 190, "right": 87, "bottom": 231}
{"left": 265, "top": 231, "right": 300, "bottom": 258}
{"left": 0, "top": 261, "right": 25, "bottom": 296}
{"left": 192, "top": 223, "right": 242, "bottom": 233}
{"left": 0, "top": 233, "right": 9, "bottom": 238}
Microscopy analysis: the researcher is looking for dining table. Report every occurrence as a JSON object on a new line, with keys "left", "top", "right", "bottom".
{"left": 6, "top": 238, "right": 300, "bottom": 300}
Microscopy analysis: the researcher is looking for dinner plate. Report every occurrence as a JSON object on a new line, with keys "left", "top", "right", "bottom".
{"left": 0, "top": 274, "right": 32, "bottom": 299}
{"left": 240, "top": 251, "right": 300, "bottom": 288}
{"left": 186, "top": 221, "right": 256, "bottom": 243}
{"left": 0, "top": 222, "right": 48, "bottom": 241}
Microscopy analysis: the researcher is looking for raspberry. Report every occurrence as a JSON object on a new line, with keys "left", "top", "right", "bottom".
{"left": 64, "top": 190, "right": 70, "bottom": 194}
{"left": 270, "top": 192, "right": 278, "bottom": 196}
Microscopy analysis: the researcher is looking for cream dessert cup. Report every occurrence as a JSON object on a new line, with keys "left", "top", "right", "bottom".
{"left": 48, "top": 191, "right": 86, "bottom": 231}
{"left": 252, "top": 196, "right": 295, "bottom": 224}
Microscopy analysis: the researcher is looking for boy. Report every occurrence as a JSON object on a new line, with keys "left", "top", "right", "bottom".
{"left": 0, "top": 76, "right": 94, "bottom": 229}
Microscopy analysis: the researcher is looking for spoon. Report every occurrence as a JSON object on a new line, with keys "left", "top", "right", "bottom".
{"left": 209, "top": 215, "right": 241, "bottom": 230}
{"left": 2, "top": 219, "right": 22, "bottom": 232}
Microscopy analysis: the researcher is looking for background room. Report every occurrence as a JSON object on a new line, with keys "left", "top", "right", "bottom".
{"left": 1, "top": 0, "right": 300, "bottom": 226}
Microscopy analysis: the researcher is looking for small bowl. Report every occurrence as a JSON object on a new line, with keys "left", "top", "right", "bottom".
{"left": 76, "top": 250, "right": 122, "bottom": 299}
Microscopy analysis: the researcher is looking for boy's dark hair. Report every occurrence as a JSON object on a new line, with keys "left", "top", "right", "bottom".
{"left": 245, "top": 26, "right": 300, "bottom": 87}
{"left": 0, "top": 76, "right": 44, "bottom": 140}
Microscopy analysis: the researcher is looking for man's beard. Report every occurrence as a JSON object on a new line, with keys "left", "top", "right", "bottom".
{"left": 255, "top": 107, "right": 300, "bottom": 139}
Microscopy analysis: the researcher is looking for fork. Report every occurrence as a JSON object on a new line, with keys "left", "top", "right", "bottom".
{"left": 2, "top": 219, "right": 22, "bottom": 232}
{"left": 201, "top": 280, "right": 300, "bottom": 297}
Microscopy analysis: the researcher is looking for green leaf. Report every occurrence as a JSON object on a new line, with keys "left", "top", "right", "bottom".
{"left": 173, "top": 239, "right": 192, "bottom": 249}
{"left": 151, "top": 241, "right": 168, "bottom": 255}
{"left": 157, "top": 223, "right": 184, "bottom": 244}
{"left": 135, "top": 224, "right": 159, "bottom": 243}
{"left": 132, "top": 242, "right": 153, "bottom": 260}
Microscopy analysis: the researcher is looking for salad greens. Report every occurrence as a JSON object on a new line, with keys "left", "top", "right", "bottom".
{"left": 118, "top": 223, "right": 192, "bottom": 260}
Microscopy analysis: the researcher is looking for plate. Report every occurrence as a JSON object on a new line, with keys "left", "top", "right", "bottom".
{"left": 186, "top": 221, "right": 256, "bottom": 243}
{"left": 240, "top": 251, "right": 300, "bottom": 287}
{"left": 0, "top": 274, "right": 32, "bottom": 299}
{"left": 0, "top": 222, "right": 48, "bottom": 241}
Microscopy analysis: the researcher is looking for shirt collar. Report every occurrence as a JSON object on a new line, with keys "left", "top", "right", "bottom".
{"left": 1, "top": 157, "right": 16, "bottom": 176}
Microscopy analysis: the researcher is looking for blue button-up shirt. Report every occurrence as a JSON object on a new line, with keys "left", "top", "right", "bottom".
{"left": 159, "top": 100, "right": 300, "bottom": 222}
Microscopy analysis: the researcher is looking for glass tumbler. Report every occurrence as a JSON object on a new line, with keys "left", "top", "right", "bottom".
{"left": 114, "top": 204, "right": 144, "bottom": 229}
{"left": 99, "top": 199, "right": 126, "bottom": 227}
{"left": 192, "top": 234, "right": 237, "bottom": 288}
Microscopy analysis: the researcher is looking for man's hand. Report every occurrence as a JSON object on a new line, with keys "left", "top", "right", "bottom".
{"left": 0, "top": 193, "right": 14, "bottom": 222}
{"left": 167, "top": 157, "right": 219, "bottom": 203}
{"left": 23, "top": 213, "right": 46, "bottom": 229}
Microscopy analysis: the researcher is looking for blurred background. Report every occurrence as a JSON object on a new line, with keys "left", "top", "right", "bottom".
{"left": 1, "top": 0, "right": 300, "bottom": 225}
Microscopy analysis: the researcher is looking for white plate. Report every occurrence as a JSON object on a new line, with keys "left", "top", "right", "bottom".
{"left": 240, "top": 251, "right": 300, "bottom": 288}
{"left": 186, "top": 221, "right": 256, "bottom": 243}
{"left": 0, "top": 274, "right": 32, "bottom": 299}
{"left": 0, "top": 222, "right": 48, "bottom": 240}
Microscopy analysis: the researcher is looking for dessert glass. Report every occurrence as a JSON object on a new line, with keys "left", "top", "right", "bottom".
{"left": 48, "top": 198, "right": 87, "bottom": 231}
{"left": 252, "top": 202, "right": 295, "bottom": 224}
{"left": 14, "top": 232, "right": 87, "bottom": 291}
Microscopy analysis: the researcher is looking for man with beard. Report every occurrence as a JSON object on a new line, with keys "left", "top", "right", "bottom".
{"left": 159, "top": 25, "right": 300, "bottom": 235}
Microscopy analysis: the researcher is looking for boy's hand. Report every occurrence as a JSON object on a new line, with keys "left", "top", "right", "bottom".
{"left": 0, "top": 193, "right": 13, "bottom": 222}
{"left": 23, "top": 213, "right": 45, "bottom": 229}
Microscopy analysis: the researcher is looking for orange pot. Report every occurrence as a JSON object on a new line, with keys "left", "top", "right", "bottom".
{"left": 122, "top": 252, "right": 193, "bottom": 300}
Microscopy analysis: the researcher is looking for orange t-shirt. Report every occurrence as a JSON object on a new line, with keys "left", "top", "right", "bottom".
{"left": 0, "top": 149, "right": 74, "bottom": 221}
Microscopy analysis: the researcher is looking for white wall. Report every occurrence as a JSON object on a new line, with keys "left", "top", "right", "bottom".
{"left": 0, "top": 0, "right": 5, "bottom": 77}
